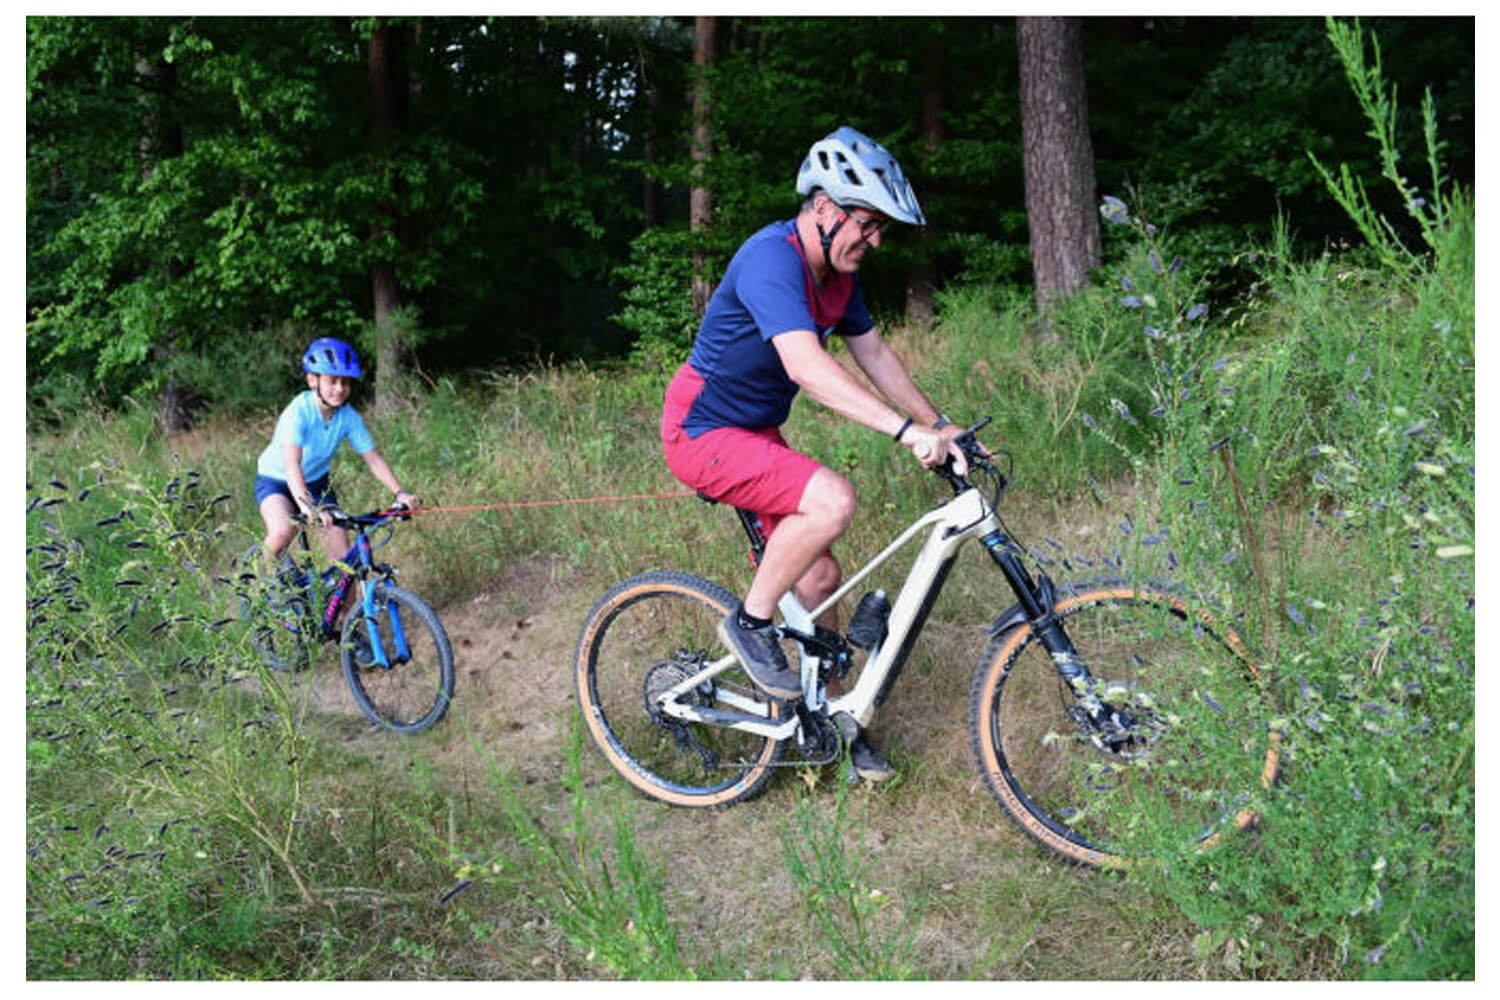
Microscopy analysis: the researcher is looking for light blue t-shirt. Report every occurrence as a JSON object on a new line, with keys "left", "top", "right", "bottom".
{"left": 256, "top": 390, "right": 376, "bottom": 482}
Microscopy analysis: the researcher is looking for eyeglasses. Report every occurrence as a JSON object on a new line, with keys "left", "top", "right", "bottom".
{"left": 835, "top": 204, "right": 890, "bottom": 241}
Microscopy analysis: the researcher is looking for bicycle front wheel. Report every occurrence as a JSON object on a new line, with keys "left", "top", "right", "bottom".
{"left": 341, "top": 583, "right": 455, "bottom": 734}
{"left": 969, "top": 585, "right": 1280, "bottom": 868}
{"left": 574, "top": 571, "right": 785, "bottom": 808}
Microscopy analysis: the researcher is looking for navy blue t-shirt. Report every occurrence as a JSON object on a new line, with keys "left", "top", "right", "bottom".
{"left": 683, "top": 220, "right": 874, "bottom": 436}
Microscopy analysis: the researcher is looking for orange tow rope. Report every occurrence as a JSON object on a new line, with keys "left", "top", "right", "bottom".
{"left": 374, "top": 489, "right": 697, "bottom": 519}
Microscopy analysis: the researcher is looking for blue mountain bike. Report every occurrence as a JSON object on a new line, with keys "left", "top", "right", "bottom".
{"left": 238, "top": 505, "right": 454, "bottom": 734}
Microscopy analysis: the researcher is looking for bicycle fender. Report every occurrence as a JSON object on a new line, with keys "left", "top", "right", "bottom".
{"left": 986, "top": 602, "right": 1029, "bottom": 638}
{"left": 986, "top": 571, "right": 1060, "bottom": 638}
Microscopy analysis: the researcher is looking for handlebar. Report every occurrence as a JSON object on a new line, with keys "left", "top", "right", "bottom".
{"left": 291, "top": 502, "right": 412, "bottom": 530}
{"left": 931, "top": 417, "right": 1007, "bottom": 499}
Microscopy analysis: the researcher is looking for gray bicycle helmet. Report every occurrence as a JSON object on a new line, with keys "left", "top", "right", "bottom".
{"left": 796, "top": 126, "right": 925, "bottom": 226}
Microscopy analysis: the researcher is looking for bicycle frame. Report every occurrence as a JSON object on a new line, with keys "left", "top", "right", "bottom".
{"left": 289, "top": 512, "right": 415, "bottom": 669}
{"left": 653, "top": 479, "right": 1080, "bottom": 740}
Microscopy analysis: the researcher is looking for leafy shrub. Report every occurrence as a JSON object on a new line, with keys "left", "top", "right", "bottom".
{"left": 611, "top": 227, "right": 705, "bottom": 373}
{"left": 1081, "top": 19, "right": 1472, "bottom": 977}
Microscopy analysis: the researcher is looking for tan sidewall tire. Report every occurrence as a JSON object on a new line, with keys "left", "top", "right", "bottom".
{"left": 970, "top": 586, "right": 1280, "bottom": 868}
{"left": 574, "top": 572, "right": 782, "bottom": 808}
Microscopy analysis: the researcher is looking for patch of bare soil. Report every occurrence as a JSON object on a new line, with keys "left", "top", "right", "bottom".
{"left": 424, "top": 559, "right": 596, "bottom": 786}
{"left": 282, "top": 557, "right": 596, "bottom": 787}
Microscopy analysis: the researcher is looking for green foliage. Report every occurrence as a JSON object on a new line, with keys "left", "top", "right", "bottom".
{"left": 779, "top": 778, "right": 927, "bottom": 979}
{"left": 25, "top": 459, "right": 322, "bottom": 975}
{"left": 1089, "top": 17, "right": 1473, "bottom": 257}
{"left": 1074, "top": 25, "right": 1472, "bottom": 973}
{"left": 450, "top": 723, "right": 699, "bottom": 980}
{"left": 24, "top": 19, "right": 1474, "bottom": 978}
{"left": 611, "top": 227, "right": 703, "bottom": 372}
{"left": 26, "top": 17, "right": 372, "bottom": 409}
{"left": 1309, "top": 17, "right": 1463, "bottom": 275}
{"left": 26, "top": 16, "right": 1473, "bottom": 416}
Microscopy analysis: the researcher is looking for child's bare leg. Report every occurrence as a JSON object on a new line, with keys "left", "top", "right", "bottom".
{"left": 319, "top": 523, "right": 352, "bottom": 565}
{"left": 259, "top": 494, "right": 300, "bottom": 569}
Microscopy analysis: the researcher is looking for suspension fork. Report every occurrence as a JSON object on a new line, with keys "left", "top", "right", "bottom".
{"left": 980, "top": 530, "right": 1111, "bottom": 714}
{"left": 356, "top": 575, "right": 412, "bottom": 668}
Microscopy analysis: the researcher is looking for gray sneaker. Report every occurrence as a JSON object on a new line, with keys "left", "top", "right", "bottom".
{"left": 718, "top": 614, "right": 801, "bottom": 700}
{"left": 850, "top": 734, "right": 895, "bottom": 781}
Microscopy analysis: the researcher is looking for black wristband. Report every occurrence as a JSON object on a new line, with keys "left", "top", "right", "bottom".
{"left": 893, "top": 417, "right": 913, "bottom": 442}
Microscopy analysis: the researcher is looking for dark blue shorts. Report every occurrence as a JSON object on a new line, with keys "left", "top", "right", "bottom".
{"left": 254, "top": 473, "right": 337, "bottom": 508}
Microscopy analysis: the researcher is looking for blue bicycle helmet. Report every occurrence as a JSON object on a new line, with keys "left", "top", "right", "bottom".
{"left": 302, "top": 337, "right": 362, "bottom": 378}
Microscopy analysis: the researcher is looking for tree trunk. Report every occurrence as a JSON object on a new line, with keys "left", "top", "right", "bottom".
{"left": 137, "top": 56, "right": 193, "bottom": 433}
{"left": 905, "top": 29, "right": 945, "bottom": 330}
{"left": 690, "top": 16, "right": 717, "bottom": 314}
{"left": 643, "top": 81, "right": 663, "bottom": 229}
{"left": 1017, "top": 16, "right": 1100, "bottom": 322}
{"left": 368, "top": 22, "right": 408, "bottom": 415}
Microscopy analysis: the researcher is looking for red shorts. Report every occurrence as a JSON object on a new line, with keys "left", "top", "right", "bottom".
{"left": 660, "top": 363, "right": 824, "bottom": 541}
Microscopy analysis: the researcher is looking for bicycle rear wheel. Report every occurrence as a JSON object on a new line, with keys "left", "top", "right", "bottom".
{"left": 237, "top": 547, "right": 313, "bottom": 674}
{"left": 341, "top": 583, "right": 455, "bottom": 734}
{"left": 969, "top": 584, "right": 1280, "bottom": 868}
{"left": 574, "top": 571, "right": 785, "bottom": 808}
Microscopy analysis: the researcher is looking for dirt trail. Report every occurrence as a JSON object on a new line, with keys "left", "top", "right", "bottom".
{"left": 270, "top": 520, "right": 1207, "bottom": 977}
{"left": 289, "top": 557, "right": 595, "bottom": 790}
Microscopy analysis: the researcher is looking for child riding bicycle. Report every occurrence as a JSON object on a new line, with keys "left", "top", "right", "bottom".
{"left": 254, "top": 337, "right": 419, "bottom": 567}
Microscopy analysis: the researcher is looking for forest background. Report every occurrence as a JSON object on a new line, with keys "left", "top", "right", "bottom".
{"left": 24, "top": 14, "right": 1476, "bottom": 981}
{"left": 26, "top": 15, "right": 1474, "bottom": 424}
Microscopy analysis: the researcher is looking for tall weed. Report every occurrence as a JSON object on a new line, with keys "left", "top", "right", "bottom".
{"left": 446, "top": 721, "right": 699, "bottom": 980}
{"left": 25, "top": 459, "right": 320, "bottom": 975}
{"left": 1075, "top": 19, "right": 1472, "bottom": 977}
{"left": 779, "top": 774, "right": 927, "bottom": 979}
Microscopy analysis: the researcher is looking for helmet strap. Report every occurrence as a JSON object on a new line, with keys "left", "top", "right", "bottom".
{"left": 312, "top": 377, "right": 342, "bottom": 412}
{"left": 814, "top": 211, "right": 848, "bottom": 275}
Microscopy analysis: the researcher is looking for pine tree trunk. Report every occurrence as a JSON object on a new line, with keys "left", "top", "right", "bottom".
{"left": 368, "top": 23, "right": 408, "bottom": 415}
{"left": 643, "top": 82, "right": 663, "bottom": 229}
{"left": 1017, "top": 16, "right": 1100, "bottom": 322}
{"left": 690, "top": 16, "right": 717, "bottom": 314}
{"left": 905, "top": 30, "right": 945, "bottom": 330}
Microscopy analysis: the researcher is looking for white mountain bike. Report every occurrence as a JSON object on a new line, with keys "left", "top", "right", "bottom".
{"left": 573, "top": 419, "right": 1281, "bottom": 867}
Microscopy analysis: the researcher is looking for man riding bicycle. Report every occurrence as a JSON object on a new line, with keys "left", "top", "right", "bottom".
{"left": 659, "top": 125, "right": 970, "bottom": 779}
